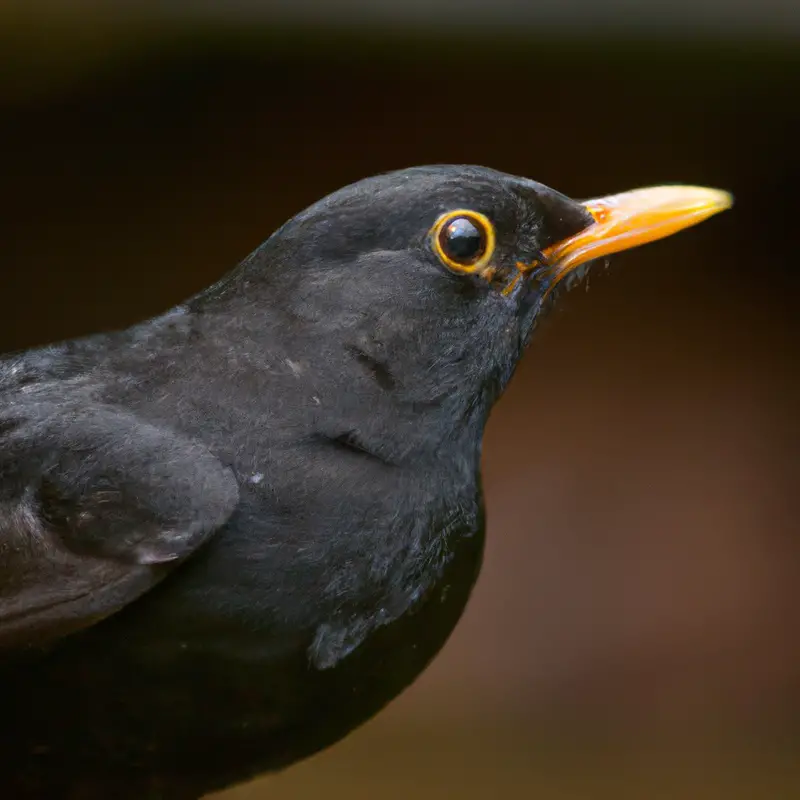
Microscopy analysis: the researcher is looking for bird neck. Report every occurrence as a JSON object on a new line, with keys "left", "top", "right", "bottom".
{"left": 190, "top": 288, "right": 506, "bottom": 468}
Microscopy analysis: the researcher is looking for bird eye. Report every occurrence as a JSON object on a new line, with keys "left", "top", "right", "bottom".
{"left": 431, "top": 210, "right": 495, "bottom": 274}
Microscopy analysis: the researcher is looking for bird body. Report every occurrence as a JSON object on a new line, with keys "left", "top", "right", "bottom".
{"left": 0, "top": 166, "right": 731, "bottom": 797}
{"left": 0, "top": 310, "right": 485, "bottom": 796}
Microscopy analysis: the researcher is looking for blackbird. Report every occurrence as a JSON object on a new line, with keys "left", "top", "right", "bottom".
{"left": 0, "top": 166, "right": 731, "bottom": 798}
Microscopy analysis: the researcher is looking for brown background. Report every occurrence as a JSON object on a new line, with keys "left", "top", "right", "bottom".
{"left": 1, "top": 12, "right": 798, "bottom": 799}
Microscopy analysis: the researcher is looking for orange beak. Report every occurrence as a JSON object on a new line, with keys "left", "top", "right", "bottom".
{"left": 542, "top": 185, "right": 733, "bottom": 290}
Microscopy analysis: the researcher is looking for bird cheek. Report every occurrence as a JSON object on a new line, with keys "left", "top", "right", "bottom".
{"left": 480, "top": 262, "right": 520, "bottom": 296}
{"left": 516, "top": 279, "right": 547, "bottom": 322}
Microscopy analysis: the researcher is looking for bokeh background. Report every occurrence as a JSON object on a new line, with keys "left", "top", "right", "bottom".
{"left": 2, "top": 2, "right": 798, "bottom": 797}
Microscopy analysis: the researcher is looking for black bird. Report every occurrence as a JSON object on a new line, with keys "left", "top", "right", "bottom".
{"left": 0, "top": 166, "right": 731, "bottom": 798}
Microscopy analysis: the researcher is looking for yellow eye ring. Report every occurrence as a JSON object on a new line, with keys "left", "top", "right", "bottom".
{"left": 431, "top": 209, "right": 496, "bottom": 274}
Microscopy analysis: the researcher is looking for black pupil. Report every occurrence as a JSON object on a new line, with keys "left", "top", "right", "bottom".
{"left": 441, "top": 216, "right": 486, "bottom": 264}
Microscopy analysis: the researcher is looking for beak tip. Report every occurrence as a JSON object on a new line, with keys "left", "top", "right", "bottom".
{"left": 707, "top": 187, "right": 735, "bottom": 212}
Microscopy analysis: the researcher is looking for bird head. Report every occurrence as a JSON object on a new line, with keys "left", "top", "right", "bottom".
{"left": 205, "top": 166, "right": 731, "bottom": 454}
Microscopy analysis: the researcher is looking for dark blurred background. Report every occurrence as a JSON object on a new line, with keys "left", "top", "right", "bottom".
{"left": 2, "top": 2, "right": 798, "bottom": 797}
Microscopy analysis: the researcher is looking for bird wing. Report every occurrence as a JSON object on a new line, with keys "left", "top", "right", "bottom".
{"left": 0, "top": 398, "right": 239, "bottom": 650}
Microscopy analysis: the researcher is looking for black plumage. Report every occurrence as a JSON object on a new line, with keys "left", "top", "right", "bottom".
{"left": 0, "top": 165, "right": 728, "bottom": 798}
